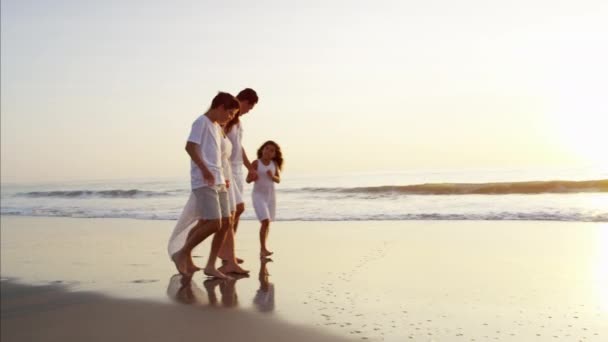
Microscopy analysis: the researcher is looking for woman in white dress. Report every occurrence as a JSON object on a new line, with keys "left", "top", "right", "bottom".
{"left": 247, "top": 140, "right": 283, "bottom": 257}
{"left": 217, "top": 124, "right": 248, "bottom": 274}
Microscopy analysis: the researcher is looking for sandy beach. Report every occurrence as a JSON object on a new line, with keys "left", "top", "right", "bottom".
{"left": 1, "top": 216, "right": 607, "bottom": 341}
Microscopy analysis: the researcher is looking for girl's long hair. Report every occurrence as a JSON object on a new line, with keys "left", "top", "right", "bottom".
{"left": 257, "top": 140, "right": 283, "bottom": 171}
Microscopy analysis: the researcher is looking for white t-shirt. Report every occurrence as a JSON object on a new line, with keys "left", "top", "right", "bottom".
{"left": 227, "top": 122, "right": 244, "bottom": 173}
{"left": 187, "top": 115, "right": 225, "bottom": 189}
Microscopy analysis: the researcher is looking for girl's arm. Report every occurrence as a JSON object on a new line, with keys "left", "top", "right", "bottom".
{"left": 266, "top": 162, "right": 281, "bottom": 183}
{"left": 246, "top": 160, "right": 258, "bottom": 183}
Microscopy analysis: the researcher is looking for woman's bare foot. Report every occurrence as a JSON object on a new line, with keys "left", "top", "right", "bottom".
{"left": 218, "top": 263, "right": 250, "bottom": 275}
{"left": 203, "top": 267, "right": 231, "bottom": 280}
{"left": 260, "top": 250, "right": 273, "bottom": 257}
{"left": 171, "top": 251, "right": 191, "bottom": 276}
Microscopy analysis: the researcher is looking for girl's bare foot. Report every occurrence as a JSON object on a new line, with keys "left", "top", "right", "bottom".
{"left": 260, "top": 250, "right": 273, "bottom": 257}
{"left": 203, "top": 267, "right": 232, "bottom": 280}
{"left": 218, "top": 263, "right": 250, "bottom": 275}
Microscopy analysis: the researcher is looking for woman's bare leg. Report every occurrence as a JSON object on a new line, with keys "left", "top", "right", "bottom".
{"left": 218, "top": 216, "right": 249, "bottom": 275}
{"left": 218, "top": 212, "right": 243, "bottom": 264}
{"left": 202, "top": 219, "right": 231, "bottom": 279}
{"left": 233, "top": 203, "right": 245, "bottom": 233}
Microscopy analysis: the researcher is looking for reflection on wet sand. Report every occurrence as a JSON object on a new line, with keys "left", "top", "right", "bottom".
{"left": 167, "top": 258, "right": 275, "bottom": 313}
{"left": 254, "top": 257, "right": 275, "bottom": 313}
{"left": 167, "top": 273, "right": 248, "bottom": 308}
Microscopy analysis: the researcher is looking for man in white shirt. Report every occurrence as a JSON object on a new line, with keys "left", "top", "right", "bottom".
{"left": 171, "top": 92, "right": 240, "bottom": 279}
{"left": 218, "top": 89, "right": 259, "bottom": 265}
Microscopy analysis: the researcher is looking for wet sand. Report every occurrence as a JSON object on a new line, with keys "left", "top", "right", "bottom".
{"left": 1, "top": 280, "right": 350, "bottom": 342}
{"left": 1, "top": 216, "right": 607, "bottom": 341}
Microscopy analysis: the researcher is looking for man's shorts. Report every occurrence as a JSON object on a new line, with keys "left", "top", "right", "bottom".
{"left": 193, "top": 186, "right": 230, "bottom": 220}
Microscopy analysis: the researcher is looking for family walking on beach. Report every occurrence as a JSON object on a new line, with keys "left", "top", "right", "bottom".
{"left": 168, "top": 89, "right": 284, "bottom": 280}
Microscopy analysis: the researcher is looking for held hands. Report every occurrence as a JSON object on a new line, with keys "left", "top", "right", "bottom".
{"left": 226, "top": 179, "right": 231, "bottom": 189}
{"left": 246, "top": 169, "right": 259, "bottom": 183}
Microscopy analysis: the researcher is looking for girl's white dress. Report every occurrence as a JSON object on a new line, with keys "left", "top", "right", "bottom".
{"left": 252, "top": 160, "right": 276, "bottom": 221}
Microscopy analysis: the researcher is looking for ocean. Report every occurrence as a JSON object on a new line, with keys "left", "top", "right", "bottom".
{"left": 1, "top": 168, "right": 607, "bottom": 222}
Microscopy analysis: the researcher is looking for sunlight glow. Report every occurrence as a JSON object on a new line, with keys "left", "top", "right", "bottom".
{"left": 551, "top": 81, "right": 608, "bottom": 169}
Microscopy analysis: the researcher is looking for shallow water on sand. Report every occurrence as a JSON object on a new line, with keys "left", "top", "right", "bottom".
{"left": 1, "top": 217, "right": 607, "bottom": 341}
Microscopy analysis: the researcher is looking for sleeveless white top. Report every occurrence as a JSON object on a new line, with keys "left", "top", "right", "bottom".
{"left": 220, "top": 130, "right": 233, "bottom": 181}
{"left": 227, "top": 123, "right": 243, "bottom": 173}
{"left": 252, "top": 159, "right": 276, "bottom": 221}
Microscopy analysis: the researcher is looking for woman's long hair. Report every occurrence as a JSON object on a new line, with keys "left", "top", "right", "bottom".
{"left": 257, "top": 140, "right": 283, "bottom": 171}
{"left": 224, "top": 109, "right": 240, "bottom": 135}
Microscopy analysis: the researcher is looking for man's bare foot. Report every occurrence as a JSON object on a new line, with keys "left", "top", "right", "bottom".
{"left": 218, "top": 263, "right": 250, "bottom": 275}
{"left": 180, "top": 274, "right": 193, "bottom": 286}
{"left": 171, "top": 252, "right": 191, "bottom": 276}
{"left": 260, "top": 250, "right": 273, "bottom": 257}
{"left": 187, "top": 263, "right": 201, "bottom": 274}
{"left": 221, "top": 257, "right": 244, "bottom": 264}
{"left": 203, "top": 267, "right": 232, "bottom": 280}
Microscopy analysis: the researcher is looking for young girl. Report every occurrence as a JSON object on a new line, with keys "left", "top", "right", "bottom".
{"left": 247, "top": 141, "right": 283, "bottom": 257}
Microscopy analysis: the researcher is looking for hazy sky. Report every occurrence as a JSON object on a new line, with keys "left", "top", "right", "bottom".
{"left": 2, "top": 0, "right": 607, "bottom": 183}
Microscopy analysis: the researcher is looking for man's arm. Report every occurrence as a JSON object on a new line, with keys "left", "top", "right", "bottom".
{"left": 185, "top": 142, "right": 214, "bottom": 186}
{"left": 242, "top": 148, "right": 252, "bottom": 171}
{"left": 243, "top": 148, "right": 259, "bottom": 181}
{"left": 246, "top": 160, "right": 258, "bottom": 183}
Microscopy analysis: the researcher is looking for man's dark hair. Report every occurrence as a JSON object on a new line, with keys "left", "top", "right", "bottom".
{"left": 236, "top": 88, "right": 259, "bottom": 105}
{"left": 211, "top": 92, "right": 239, "bottom": 110}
